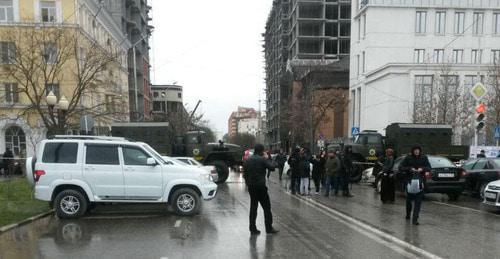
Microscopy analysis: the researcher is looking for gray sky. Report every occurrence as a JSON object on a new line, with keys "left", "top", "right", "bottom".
{"left": 150, "top": 0, "right": 272, "bottom": 138}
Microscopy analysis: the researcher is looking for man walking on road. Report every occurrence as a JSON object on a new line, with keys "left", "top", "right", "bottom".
{"left": 399, "top": 146, "right": 431, "bottom": 226}
{"left": 275, "top": 150, "right": 287, "bottom": 180}
{"left": 340, "top": 147, "right": 354, "bottom": 197}
{"left": 288, "top": 147, "right": 301, "bottom": 194}
{"left": 243, "top": 144, "right": 279, "bottom": 235}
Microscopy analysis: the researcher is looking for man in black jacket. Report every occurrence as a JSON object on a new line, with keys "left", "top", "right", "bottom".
{"left": 244, "top": 144, "right": 279, "bottom": 235}
{"left": 288, "top": 147, "right": 301, "bottom": 194}
{"left": 398, "top": 146, "right": 431, "bottom": 225}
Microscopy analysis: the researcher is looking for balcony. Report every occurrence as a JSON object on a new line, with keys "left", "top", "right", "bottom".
{"left": 360, "top": 0, "right": 500, "bottom": 9}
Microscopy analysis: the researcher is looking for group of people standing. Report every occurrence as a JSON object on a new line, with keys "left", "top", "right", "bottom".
{"left": 287, "top": 147, "right": 353, "bottom": 197}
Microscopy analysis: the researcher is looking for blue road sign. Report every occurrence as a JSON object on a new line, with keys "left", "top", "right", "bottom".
{"left": 494, "top": 126, "right": 500, "bottom": 139}
{"left": 351, "top": 127, "right": 360, "bottom": 136}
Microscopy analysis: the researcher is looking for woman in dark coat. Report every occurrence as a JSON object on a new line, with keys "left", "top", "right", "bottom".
{"left": 311, "top": 151, "right": 326, "bottom": 194}
{"left": 379, "top": 148, "right": 396, "bottom": 203}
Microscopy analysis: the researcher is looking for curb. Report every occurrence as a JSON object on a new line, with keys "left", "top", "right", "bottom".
{"left": 0, "top": 210, "right": 54, "bottom": 233}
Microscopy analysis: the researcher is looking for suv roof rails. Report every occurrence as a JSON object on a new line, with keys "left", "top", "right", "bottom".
{"left": 48, "top": 135, "right": 128, "bottom": 141}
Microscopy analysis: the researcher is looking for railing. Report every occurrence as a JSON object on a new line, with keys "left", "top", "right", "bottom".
{"left": 360, "top": 0, "right": 500, "bottom": 8}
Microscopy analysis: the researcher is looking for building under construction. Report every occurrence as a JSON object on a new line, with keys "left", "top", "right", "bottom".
{"left": 264, "top": 0, "right": 351, "bottom": 151}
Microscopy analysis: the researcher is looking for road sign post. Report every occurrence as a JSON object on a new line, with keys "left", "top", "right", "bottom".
{"left": 495, "top": 126, "right": 500, "bottom": 146}
{"left": 471, "top": 83, "right": 487, "bottom": 147}
{"left": 351, "top": 127, "right": 360, "bottom": 137}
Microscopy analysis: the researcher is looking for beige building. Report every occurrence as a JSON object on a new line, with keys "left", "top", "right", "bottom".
{"left": 0, "top": 0, "right": 131, "bottom": 157}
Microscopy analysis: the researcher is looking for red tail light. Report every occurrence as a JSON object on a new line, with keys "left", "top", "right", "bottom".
{"left": 34, "top": 170, "right": 46, "bottom": 182}
{"left": 459, "top": 169, "right": 466, "bottom": 178}
{"left": 425, "top": 172, "right": 432, "bottom": 180}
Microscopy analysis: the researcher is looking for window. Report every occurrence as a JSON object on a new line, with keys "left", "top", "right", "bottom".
{"left": 43, "top": 42, "right": 58, "bottom": 64}
{"left": 492, "top": 50, "right": 500, "bottom": 64}
{"left": 153, "top": 101, "right": 166, "bottom": 112}
{"left": 339, "top": 39, "right": 350, "bottom": 54}
{"left": 0, "top": 41, "right": 15, "bottom": 64}
{"left": 472, "top": 12, "right": 484, "bottom": 35}
{"left": 153, "top": 92, "right": 159, "bottom": 98}
{"left": 122, "top": 146, "right": 152, "bottom": 166}
{"left": 340, "top": 22, "right": 350, "bottom": 36}
{"left": 362, "top": 14, "right": 366, "bottom": 38}
{"left": 473, "top": 159, "right": 488, "bottom": 170}
{"left": 3, "top": 83, "right": 18, "bottom": 103}
{"left": 435, "top": 11, "right": 446, "bottom": 34}
{"left": 454, "top": 12, "right": 465, "bottom": 34}
{"left": 85, "top": 145, "right": 119, "bottom": 165}
{"left": 5, "top": 126, "right": 25, "bottom": 156}
{"left": 452, "top": 49, "right": 463, "bottom": 63}
{"left": 415, "top": 11, "right": 427, "bottom": 33}
{"left": 356, "top": 54, "right": 360, "bottom": 77}
{"left": 471, "top": 49, "right": 482, "bottom": 64}
{"left": 414, "top": 75, "right": 433, "bottom": 106}
{"left": 462, "top": 160, "right": 476, "bottom": 170}
{"left": 41, "top": 1, "right": 56, "bottom": 22}
{"left": 494, "top": 13, "right": 500, "bottom": 35}
{"left": 357, "top": 19, "right": 361, "bottom": 40}
{"left": 177, "top": 93, "right": 182, "bottom": 98}
{"left": 0, "top": 0, "right": 13, "bottom": 22}
{"left": 45, "top": 84, "right": 59, "bottom": 98}
{"left": 42, "top": 143, "right": 78, "bottom": 163}
{"left": 414, "top": 49, "right": 425, "bottom": 63}
{"left": 433, "top": 49, "right": 444, "bottom": 63}
{"left": 362, "top": 51, "right": 366, "bottom": 73}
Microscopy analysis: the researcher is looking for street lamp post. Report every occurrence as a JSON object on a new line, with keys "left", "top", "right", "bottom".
{"left": 46, "top": 91, "right": 69, "bottom": 135}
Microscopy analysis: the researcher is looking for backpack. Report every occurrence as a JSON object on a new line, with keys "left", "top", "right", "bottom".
{"left": 407, "top": 171, "right": 424, "bottom": 194}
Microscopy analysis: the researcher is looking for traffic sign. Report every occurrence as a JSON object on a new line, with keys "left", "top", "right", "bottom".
{"left": 495, "top": 126, "right": 500, "bottom": 139}
{"left": 470, "top": 82, "right": 487, "bottom": 101}
{"left": 351, "top": 127, "right": 360, "bottom": 136}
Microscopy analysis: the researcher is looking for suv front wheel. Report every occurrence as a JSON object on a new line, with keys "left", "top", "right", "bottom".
{"left": 54, "top": 190, "right": 88, "bottom": 219}
{"left": 171, "top": 188, "right": 201, "bottom": 216}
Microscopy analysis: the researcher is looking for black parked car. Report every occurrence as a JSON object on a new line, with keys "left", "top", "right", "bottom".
{"left": 376, "top": 155, "right": 466, "bottom": 200}
{"left": 462, "top": 158, "right": 500, "bottom": 198}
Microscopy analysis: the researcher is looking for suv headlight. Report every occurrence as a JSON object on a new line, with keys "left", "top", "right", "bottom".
{"left": 200, "top": 173, "right": 213, "bottom": 182}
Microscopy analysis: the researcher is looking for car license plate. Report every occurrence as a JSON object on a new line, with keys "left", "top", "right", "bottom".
{"left": 485, "top": 192, "right": 497, "bottom": 199}
{"left": 438, "top": 173, "right": 454, "bottom": 178}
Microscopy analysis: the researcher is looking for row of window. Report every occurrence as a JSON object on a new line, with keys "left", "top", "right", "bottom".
{"left": 414, "top": 49, "right": 500, "bottom": 64}
{"left": 42, "top": 143, "right": 156, "bottom": 166}
{"left": 0, "top": 41, "right": 58, "bottom": 64}
{"left": 0, "top": 0, "right": 57, "bottom": 23}
{"left": 416, "top": 10, "right": 500, "bottom": 35}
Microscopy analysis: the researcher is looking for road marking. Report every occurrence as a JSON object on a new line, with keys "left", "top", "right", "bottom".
{"left": 285, "top": 192, "right": 443, "bottom": 259}
{"left": 174, "top": 220, "right": 182, "bottom": 228}
{"left": 431, "top": 201, "right": 500, "bottom": 217}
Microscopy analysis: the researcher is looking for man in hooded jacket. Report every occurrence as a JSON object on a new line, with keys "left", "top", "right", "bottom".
{"left": 398, "top": 145, "right": 431, "bottom": 225}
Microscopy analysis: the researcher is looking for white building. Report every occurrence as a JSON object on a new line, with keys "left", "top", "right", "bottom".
{"left": 350, "top": 0, "right": 500, "bottom": 143}
{"left": 238, "top": 118, "right": 259, "bottom": 136}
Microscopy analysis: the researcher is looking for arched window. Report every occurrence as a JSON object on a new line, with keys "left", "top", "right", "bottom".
{"left": 5, "top": 126, "right": 26, "bottom": 156}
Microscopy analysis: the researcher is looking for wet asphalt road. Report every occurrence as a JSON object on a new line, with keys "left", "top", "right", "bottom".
{"left": 1, "top": 172, "right": 499, "bottom": 259}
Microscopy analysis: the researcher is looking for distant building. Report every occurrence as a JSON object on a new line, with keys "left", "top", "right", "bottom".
{"left": 227, "top": 107, "right": 258, "bottom": 137}
{"left": 238, "top": 118, "right": 259, "bottom": 136}
{"left": 151, "top": 85, "right": 184, "bottom": 120}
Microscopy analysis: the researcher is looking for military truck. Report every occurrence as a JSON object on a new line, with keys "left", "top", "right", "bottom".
{"left": 333, "top": 123, "right": 469, "bottom": 182}
{"left": 111, "top": 123, "right": 243, "bottom": 184}
{"left": 172, "top": 131, "right": 243, "bottom": 183}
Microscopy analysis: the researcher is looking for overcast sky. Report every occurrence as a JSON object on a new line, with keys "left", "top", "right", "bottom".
{"left": 150, "top": 0, "right": 272, "bottom": 139}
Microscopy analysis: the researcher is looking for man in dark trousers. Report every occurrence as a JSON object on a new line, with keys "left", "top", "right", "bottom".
{"left": 379, "top": 148, "right": 396, "bottom": 203}
{"left": 399, "top": 146, "right": 431, "bottom": 225}
{"left": 340, "top": 147, "right": 354, "bottom": 197}
{"left": 243, "top": 143, "right": 279, "bottom": 235}
{"left": 2, "top": 148, "right": 14, "bottom": 177}
{"left": 288, "top": 147, "right": 301, "bottom": 194}
{"left": 275, "top": 150, "right": 287, "bottom": 180}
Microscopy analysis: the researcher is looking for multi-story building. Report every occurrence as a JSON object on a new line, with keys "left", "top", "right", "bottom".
{"left": 238, "top": 118, "right": 259, "bottom": 136}
{"left": 265, "top": 0, "right": 351, "bottom": 150}
{"left": 151, "top": 84, "right": 184, "bottom": 119}
{"left": 350, "top": 0, "right": 500, "bottom": 145}
{"left": 227, "top": 107, "right": 258, "bottom": 138}
{"left": 0, "top": 0, "right": 130, "bottom": 157}
{"left": 103, "top": 0, "right": 153, "bottom": 122}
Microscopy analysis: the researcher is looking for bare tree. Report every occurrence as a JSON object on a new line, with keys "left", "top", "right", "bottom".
{"left": 486, "top": 62, "right": 500, "bottom": 144}
{"left": 1, "top": 26, "right": 127, "bottom": 135}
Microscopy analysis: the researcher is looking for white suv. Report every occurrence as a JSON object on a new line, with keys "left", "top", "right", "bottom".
{"left": 26, "top": 136, "right": 217, "bottom": 219}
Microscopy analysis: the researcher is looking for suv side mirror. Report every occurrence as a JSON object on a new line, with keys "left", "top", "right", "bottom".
{"left": 146, "top": 158, "right": 157, "bottom": 166}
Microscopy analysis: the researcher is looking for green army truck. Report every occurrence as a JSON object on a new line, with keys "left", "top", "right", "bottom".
{"left": 111, "top": 123, "right": 243, "bottom": 184}
{"left": 336, "top": 123, "right": 469, "bottom": 182}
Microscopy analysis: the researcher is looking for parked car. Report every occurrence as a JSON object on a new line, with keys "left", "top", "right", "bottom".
{"left": 382, "top": 155, "right": 466, "bottom": 200}
{"left": 26, "top": 135, "right": 218, "bottom": 219}
{"left": 173, "top": 157, "right": 219, "bottom": 183}
{"left": 462, "top": 158, "right": 500, "bottom": 198}
{"left": 483, "top": 179, "right": 500, "bottom": 208}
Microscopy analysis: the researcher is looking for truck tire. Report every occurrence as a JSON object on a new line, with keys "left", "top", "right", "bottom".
{"left": 54, "top": 189, "right": 88, "bottom": 219}
{"left": 211, "top": 160, "right": 229, "bottom": 183}
{"left": 171, "top": 188, "right": 201, "bottom": 216}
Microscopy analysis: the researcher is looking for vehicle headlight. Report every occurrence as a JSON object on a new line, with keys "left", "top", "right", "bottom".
{"left": 200, "top": 173, "right": 213, "bottom": 182}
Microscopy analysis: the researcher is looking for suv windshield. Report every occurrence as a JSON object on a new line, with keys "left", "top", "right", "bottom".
{"left": 354, "top": 134, "right": 381, "bottom": 145}
{"left": 429, "top": 156, "right": 455, "bottom": 168}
